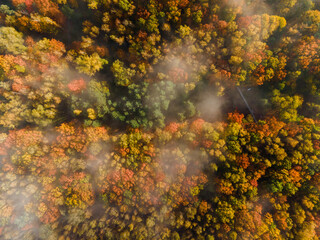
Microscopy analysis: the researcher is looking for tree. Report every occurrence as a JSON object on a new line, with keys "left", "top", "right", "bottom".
{"left": 0, "top": 27, "right": 26, "bottom": 54}
{"left": 111, "top": 60, "right": 136, "bottom": 86}
{"left": 74, "top": 53, "right": 108, "bottom": 76}
{"left": 271, "top": 90, "right": 303, "bottom": 122}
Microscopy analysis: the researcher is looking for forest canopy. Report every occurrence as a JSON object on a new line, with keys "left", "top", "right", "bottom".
{"left": 1, "top": 0, "right": 320, "bottom": 239}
